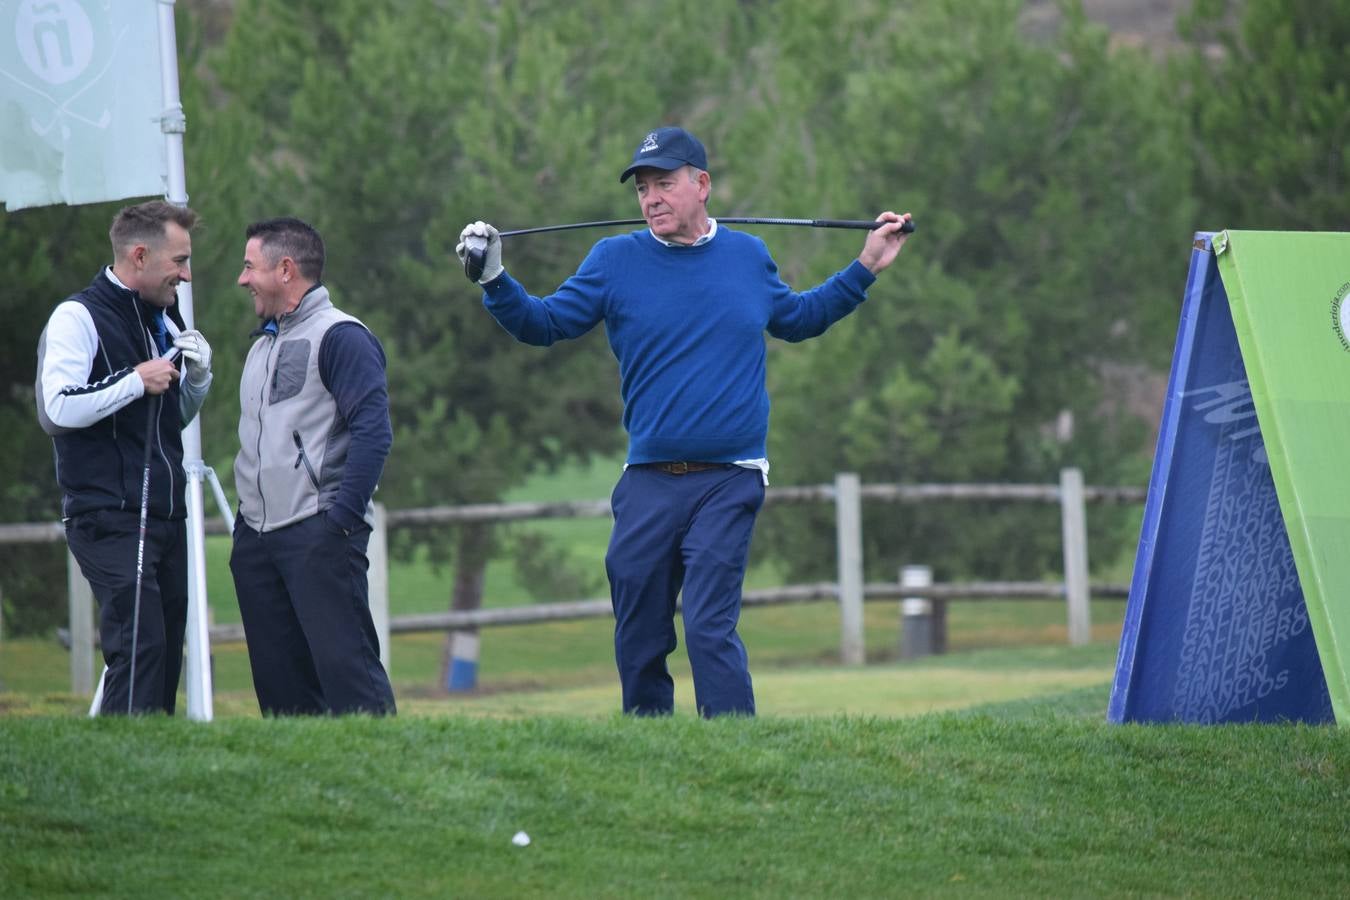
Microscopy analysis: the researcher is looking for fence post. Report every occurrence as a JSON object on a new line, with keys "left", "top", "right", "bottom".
{"left": 836, "top": 472, "right": 865, "bottom": 665}
{"left": 899, "top": 564, "right": 934, "bottom": 659}
{"left": 1059, "top": 467, "right": 1091, "bottom": 646}
{"left": 67, "top": 549, "right": 95, "bottom": 696}
{"left": 369, "top": 502, "right": 391, "bottom": 675}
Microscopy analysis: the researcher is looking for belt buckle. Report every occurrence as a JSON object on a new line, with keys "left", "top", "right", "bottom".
{"left": 669, "top": 461, "right": 690, "bottom": 475}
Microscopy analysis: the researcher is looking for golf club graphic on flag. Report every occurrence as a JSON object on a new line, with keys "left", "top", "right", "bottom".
{"left": 1, "top": 0, "right": 166, "bottom": 210}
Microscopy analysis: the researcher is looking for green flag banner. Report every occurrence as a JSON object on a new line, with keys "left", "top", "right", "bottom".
{"left": 1214, "top": 230, "right": 1350, "bottom": 722}
{"left": 0, "top": 0, "right": 165, "bottom": 210}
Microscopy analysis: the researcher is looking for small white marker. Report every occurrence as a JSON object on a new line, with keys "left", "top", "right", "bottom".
{"left": 511, "top": 831, "right": 531, "bottom": 847}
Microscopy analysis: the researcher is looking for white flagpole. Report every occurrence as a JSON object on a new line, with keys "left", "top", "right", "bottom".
{"left": 156, "top": 0, "right": 214, "bottom": 722}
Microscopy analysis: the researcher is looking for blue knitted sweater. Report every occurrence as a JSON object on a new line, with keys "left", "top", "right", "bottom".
{"left": 483, "top": 227, "right": 876, "bottom": 463}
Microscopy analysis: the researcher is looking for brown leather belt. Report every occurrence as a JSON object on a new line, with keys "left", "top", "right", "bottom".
{"left": 642, "top": 461, "right": 729, "bottom": 475}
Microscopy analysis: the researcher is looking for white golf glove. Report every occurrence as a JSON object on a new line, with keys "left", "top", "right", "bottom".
{"left": 455, "top": 220, "right": 503, "bottom": 284}
{"left": 173, "top": 329, "right": 213, "bottom": 386}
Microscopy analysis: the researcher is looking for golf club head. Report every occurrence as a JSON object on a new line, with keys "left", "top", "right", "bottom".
{"left": 463, "top": 236, "right": 487, "bottom": 283}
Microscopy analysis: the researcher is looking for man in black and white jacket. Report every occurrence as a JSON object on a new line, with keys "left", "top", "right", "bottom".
{"left": 36, "top": 200, "right": 214, "bottom": 715}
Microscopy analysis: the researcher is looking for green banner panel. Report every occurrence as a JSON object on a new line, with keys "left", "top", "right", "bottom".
{"left": 0, "top": 0, "right": 165, "bottom": 210}
{"left": 1214, "top": 230, "right": 1350, "bottom": 722}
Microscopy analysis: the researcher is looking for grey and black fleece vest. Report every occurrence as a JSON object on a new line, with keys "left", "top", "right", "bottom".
{"left": 234, "top": 286, "right": 370, "bottom": 533}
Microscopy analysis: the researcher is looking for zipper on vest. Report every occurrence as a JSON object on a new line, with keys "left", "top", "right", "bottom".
{"left": 254, "top": 334, "right": 275, "bottom": 528}
{"left": 292, "top": 430, "right": 320, "bottom": 490}
{"left": 156, "top": 388, "right": 175, "bottom": 519}
{"left": 137, "top": 303, "right": 176, "bottom": 518}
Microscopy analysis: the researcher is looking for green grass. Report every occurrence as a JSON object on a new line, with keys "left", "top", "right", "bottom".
{"left": 2, "top": 698, "right": 1347, "bottom": 898}
{"left": 413, "top": 642, "right": 1122, "bottom": 719}
{"left": 0, "top": 597, "right": 1127, "bottom": 716}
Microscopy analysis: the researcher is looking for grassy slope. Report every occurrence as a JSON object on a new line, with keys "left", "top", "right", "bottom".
{"left": 417, "top": 643, "right": 1121, "bottom": 719}
{"left": 3, "top": 698, "right": 1347, "bottom": 899}
{"left": 23, "top": 459, "right": 1321, "bottom": 897}
{"left": 1, "top": 628, "right": 1127, "bottom": 719}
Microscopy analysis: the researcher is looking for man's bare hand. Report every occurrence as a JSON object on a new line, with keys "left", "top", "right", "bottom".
{"left": 135, "top": 358, "right": 180, "bottom": 395}
{"left": 858, "top": 211, "right": 913, "bottom": 275}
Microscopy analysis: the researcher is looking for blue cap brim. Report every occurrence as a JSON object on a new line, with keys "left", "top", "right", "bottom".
{"left": 619, "top": 157, "right": 690, "bottom": 183}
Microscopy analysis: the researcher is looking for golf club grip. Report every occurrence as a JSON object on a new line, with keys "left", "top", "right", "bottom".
{"left": 465, "top": 246, "right": 486, "bottom": 282}
{"left": 806, "top": 218, "right": 916, "bottom": 233}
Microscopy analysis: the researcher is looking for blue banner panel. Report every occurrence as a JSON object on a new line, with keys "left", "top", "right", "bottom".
{"left": 1108, "top": 235, "right": 1332, "bottom": 724}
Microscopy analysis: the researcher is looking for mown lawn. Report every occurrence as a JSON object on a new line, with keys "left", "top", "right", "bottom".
{"left": 3, "top": 691, "right": 1347, "bottom": 898}
{"left": 0, "top": 605, "right": 1126, "bottom": 719}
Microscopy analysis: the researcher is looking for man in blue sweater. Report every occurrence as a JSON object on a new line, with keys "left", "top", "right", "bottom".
{"left": 458, "top": 127, "right": 912, "bottom": 717}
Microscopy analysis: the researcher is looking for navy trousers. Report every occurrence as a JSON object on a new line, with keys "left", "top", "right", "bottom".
{"left": 605, "top": 464, "right": 764, "bottom": 717}
{"left": 230, "top": 512, "right": 395, "bottom": 716}
{"left": 65, "top": 510, "right": 187, "bottom": 715}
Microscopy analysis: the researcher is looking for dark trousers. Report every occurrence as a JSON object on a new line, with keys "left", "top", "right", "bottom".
{"left": 65, "top": 510, "right": 187, "bottom": 715}
{"left": 605, "top": 464, "right": 764, "bottom": 717}
{"left": 230, "top": 513, "right": 395, "bottom": 716}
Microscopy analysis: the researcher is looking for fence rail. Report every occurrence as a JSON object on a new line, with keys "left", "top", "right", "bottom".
{"left": 101, "top": 579, "right": 1135, "bottom": 646}
{"left": 0, "top": 481, "right": 1147, "bottom": 545}
{"left": 0, "top": 470, "right": 1145, "bottom": 695}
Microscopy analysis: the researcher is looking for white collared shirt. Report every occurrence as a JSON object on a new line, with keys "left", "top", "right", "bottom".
{"left": 647, "top": 217, "right": 718, "bottom": 248}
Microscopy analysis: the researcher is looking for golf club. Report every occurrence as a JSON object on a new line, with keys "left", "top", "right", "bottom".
{"left": 462, "top": 216, "right": 916, "bottom": 282}
{"left": 125, "top": 344, "right": 179, "bottom": 714}
{"left": 126, "top": 393, "right": 157, "bottom": 714}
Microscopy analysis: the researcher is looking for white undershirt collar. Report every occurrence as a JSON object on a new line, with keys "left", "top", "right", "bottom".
{"left": 649, "top": 217, "right": 717, "bottom": 247}
{"left": 105, "top": 265, "right": 131, "bottom": 291}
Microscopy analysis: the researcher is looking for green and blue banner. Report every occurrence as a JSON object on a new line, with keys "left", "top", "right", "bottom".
{"left": 1111, "top": 231, "right": 1350, "bottom": 724}
{"left": 1217, "top": 230, "right": 1350, "bottom": 723}
{"left": 1, "top": 0, "right": 165, "bottom": 210}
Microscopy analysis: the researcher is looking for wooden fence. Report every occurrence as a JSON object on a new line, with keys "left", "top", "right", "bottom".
{"left": 0, "top": 469, "right": 1144, "bottom": 694}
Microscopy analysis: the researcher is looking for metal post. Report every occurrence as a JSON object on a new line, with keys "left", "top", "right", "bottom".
{"left": 156, "top": 0, "right": 212, "bottom": 720}
{"left": 369, "top": 503, "right": 390, "bottom": 674}
{"left": 931, "top": 595, "right": 948, "bottom": 655}
{"left": 182, "top": 467, "right": 213, "bottom": 720}
{"left": 899, "top": 564, "right": 934, "bottom": 659}
{"left": 67, "top": 549, "right": 95, "bottom": 695}
{"left": 835, "top": 473, "right": 865, "bottom": 665}
{"left": 1060, "top": 467, "right": 1091, "bottom": 646}
{"left": 89, "top": 668, "right": 106, "bottom": 717}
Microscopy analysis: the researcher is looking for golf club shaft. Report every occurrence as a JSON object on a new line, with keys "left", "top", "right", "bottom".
{"left": 499, "top": 217, "right": 915, "bottom": 238}
{"left": 127, "top": 394, "right": 158, "bottom": 714}
{"left": 463, "top": 216, "right": 915, "bottom": 281}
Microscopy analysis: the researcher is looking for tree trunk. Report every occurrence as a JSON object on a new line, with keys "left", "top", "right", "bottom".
{"left": 439, "top": 523, "right": 492, "bottom": 692}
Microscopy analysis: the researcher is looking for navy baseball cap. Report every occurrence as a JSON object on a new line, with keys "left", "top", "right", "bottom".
{"left": 619, "top": 127, "right": 708, "bottom": 183}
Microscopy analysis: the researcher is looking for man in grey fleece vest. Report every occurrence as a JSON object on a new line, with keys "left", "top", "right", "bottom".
{"left": 230, "top": 217, "right": 395, "bottom": 716}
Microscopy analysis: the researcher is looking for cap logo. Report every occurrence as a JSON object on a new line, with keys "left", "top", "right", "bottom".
{"left": 639, "top": 132, "right": 660, "bottom": 154}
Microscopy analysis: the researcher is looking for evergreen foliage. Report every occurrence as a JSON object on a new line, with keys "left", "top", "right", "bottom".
{"left": 1179, "top": 0, "right": 1350, "bottom": 230}
{"left": 3, "top": 0, "right": 1345, "bottom": 635}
